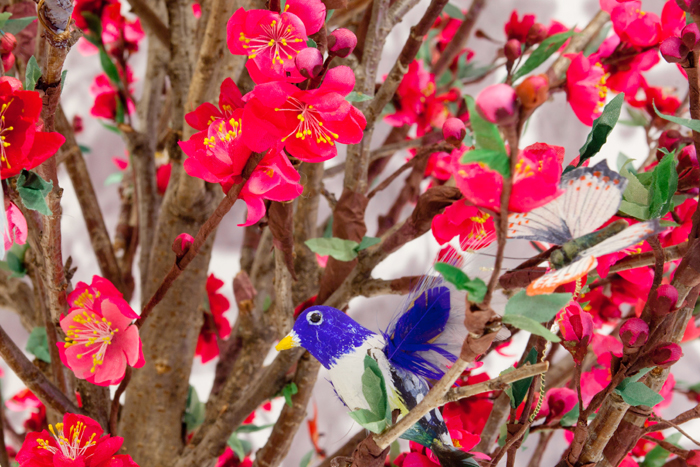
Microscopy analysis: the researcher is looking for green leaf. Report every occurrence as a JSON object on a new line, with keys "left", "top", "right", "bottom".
{"left": 457, "top": 61, "right": 493, "bottom": 81}
{"left": 24, "top": 55, "right": 41, "bottom": 91}
{"left": 78, "top": 145, "right": 91, "bottom": 154}
{"left": 282, "top": 382, "right": 298, "bottom": 407}
{"left": 434, "top": 262, "right": 487, "bottom": 302}
{"left": 641, "top": 433, "right": 682, "bottom": 467}
{"left": 81, "top": 11, "right": 102, "bottom": 38}
{"left": 306, "top": 38, "right": 317, "bottom": 47}
{"left": 16, "top": 169, "right": 53, "bottom": 215}
{"left": 26, "top": 327, "right": 51, "bottom": 363}
{"left": 357, "top": 236, "right": 381, "bottom": 251}
{"left": 348, "top": 408, "right": 387, "bottom": 433}
{"left": 305, "top": 238, "right": 360, "bottom": 261}
{"left": 618, "top": 200, "right": 650, "bottom": 220}
{"left": 511, "top": 29, "right": 575, "bottom": 82}
{"left": 323, "top": 215, "right": 333, "bottom": 238}
{"left": 460, "top": 148, "right": 510, "bottom": 177}
{"left": 60, "top": 69, "right": 68, "bottom": 94}
{"left": 227, "top": 433, "right": 247, "bottom": 462}
{"left": 0, "top": 12, "right": 12, "bottom": 30}
{"left": 621, "top": 165, "right": 649, "bottom": 206}
{"left": 464, "top": 95, "right": 506, "bottom": 153}
{"left": 236, "top": 423, "right": 274, "bottom": 433}
{"left": 183, "top": 386, "right": 206, "bottom": 432}
{"left": 502, "top": 314, "right": 561, "bottom": 342}
{"left": 362, "top": 355, "right": 391, "bottom": 423}
{"left": 506, "top": 348, "right": 538, "bottom": 408}
{"left": 619, "top": 106, "right": 648, "bottom": 127}
{"left": 614, "top": 381, "right": 664, "bottom": 407}
{"left": 115, "top": 95, "right": 125, "bottom": 124}
{"left": 3, "top": 16, "right": 37, "bottom": 35}
{"left": 262, "top": 294, "right": 272, "bottom": 311}
{"left": 325, "top": 9, "right": 333, "bottom": 21}
{"left": 0, "top": 243, "right": 28, "bottom": 278}
{"left": 573, "top": 93, "right": 625, "bottom": 169}
{"left": 300, "top": 449, "right": 315, "bottom": 467}
{"left": 648, "top": 152, "right": 678, "bottom": 218}
{"left": 104, "top": 171, "right": 124, "bottom": 186}
{"left": 559, "top": 403, "right": 580, "bottom": 427}
{"left": 99, "top": 46, "right": 121, "bottom": 86}
{"left": 653, "top": 101, "right": 700, "bottom": 132}
{"left": 100, "top": 122, "right": 121, "bottom": 134}
{"left": 346, "top": 91, "right": 373, "bottom": 102}
{"left": 504, "top": 290, "right": 572, "bottom": 323}
{"left": 443, "top": 3, "right": 464, "bottom": 19}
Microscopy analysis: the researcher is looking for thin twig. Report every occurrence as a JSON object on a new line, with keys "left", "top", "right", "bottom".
{"left": 109, "top": 367, "right": 132, "bottom": 435}
{"left": 443, "top": 362, "right": 548, "bottom": 403}
{"left": 136, "top": 152, "right": 265, "bottom": 327}
{"left": 431, "top": 0, "right": 486, "bottom": 76}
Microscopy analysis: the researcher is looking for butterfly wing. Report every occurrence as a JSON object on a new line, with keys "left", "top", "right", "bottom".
{"left": 575, "top": 219, "right": 664, "bottom": 260}
{"left": 507, "top": 203, "right": 572, "bottom": 244}
{"left": 508, "top": 161, "right": 627, "bottom": 244}
{"left": 558, "top": 161, "right": 628, "bottom": 238}
{"left": 526, "top": 256, "right": 598, "bottom": 296}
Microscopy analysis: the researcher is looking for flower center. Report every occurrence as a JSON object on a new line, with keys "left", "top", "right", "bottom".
{"left": 204, "top": 117, "right": 243, "bottom": 149}
{"left": 275, "top": 97, "right": 338, "bottom": 145}
{"left": 0, "top": 99, "right": 15, "bottom": 169}
{"left": 238, "top": 18, "right": 304, "bottom": 66}
{"left": 64, "top": 311, "right": 118, "bottom": 373}
{"left": 37, "top": 421, "right": 97, "bottom": 460}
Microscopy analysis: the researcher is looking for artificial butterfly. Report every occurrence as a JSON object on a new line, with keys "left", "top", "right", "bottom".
{"left": 507, "top": 160, "right": 664, "bottom": 295}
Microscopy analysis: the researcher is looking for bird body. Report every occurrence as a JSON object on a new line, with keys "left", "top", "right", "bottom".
{"left": 276, "top": 276, "right": 477, "bottom": 466}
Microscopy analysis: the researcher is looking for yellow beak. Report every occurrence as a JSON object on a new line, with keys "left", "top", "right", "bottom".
{"left": 275, "top": 332, "right": 300, "bottom": 351}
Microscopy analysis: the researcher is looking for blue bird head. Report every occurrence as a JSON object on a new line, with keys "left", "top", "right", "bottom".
{"left": 275, "top": 306, "right": 375, "bottom": 368}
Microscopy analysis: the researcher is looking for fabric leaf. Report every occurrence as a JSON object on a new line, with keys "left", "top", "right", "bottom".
{"left": 434, "top": 262, "right": 487, "bottom": 302}
{"left": 504, "top": 290, "right": 572, "bottom": 323}
{"left": 653, "top": 101, "right": 700, "bottom": 132}
{"left": 511, "top": 29, "right": 575, "bottom": 82}
{"left": 464, "top": 95, "right": 507, "bottom": 153}
{"left": 305, "top": 238, "right": 359, "bottom": 261}
{"left": 502, "top": 315, "right": 561, "bottom": 342}
{"left": 648, "top": 152, "right": 678, "bottom": 219}
{"left": 17, "top": 169, "right": 53, "bottom": 216}
{"left": 574, "top": 93, "right": 625, "bottom": 169}
{"left": 614, "top": 381, "right": 664, "bottom": 407}
{"left": 461, "top": 148, "right": 510, "bottom": 177}
{"left": 24, "top": 56, "right": 41, "bottom": 91}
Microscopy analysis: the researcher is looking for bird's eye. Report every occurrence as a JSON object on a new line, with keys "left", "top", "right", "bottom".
{"left": 307, "top": 311, "right": 323, "bottom": 325}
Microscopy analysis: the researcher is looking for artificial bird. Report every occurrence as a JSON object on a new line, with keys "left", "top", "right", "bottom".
{"left": 276, "top": 274, "right": 481, "bottom": 467}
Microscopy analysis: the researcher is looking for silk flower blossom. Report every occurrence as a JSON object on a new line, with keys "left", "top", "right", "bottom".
{"left": 243, "top": 66, "right": 366, "bottom": 162}
{"left": 58, "top": 276, "right": 144, "bottom": 386}
{"left": 226, "top": 0, "right": 326, "bottom": 83}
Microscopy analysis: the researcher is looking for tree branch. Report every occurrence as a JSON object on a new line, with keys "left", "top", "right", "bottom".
{"left": 431, "top": 0, "right": 486, "bottom": 76}
{"left": 0, "top": 324, "right": 82, "bottom": 416}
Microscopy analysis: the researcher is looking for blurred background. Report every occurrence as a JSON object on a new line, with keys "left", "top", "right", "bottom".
{"left": 2, "top": 0, "right": 699, "bottom": 465}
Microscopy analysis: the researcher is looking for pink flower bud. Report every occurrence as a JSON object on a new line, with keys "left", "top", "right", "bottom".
{"left": 676, "top": 0, "right": 700, "bottom": 16}
{"left": 173, "top": 233, "right": 195, "bottom": 260}
{"left": 475, "top": 84, "right": 518, "bottom": 125}
{"left": 442, "top": 117, "right": 466, "bottom": 147}
{"left": 0, "top": 33, "right": 16, "bottom": 54}
{"left": 651, "top": 284, "right": 678, "bottom": 318}
{"left": 504, "top": 39, "right": 521, "bottom": 62}
{"left": 660, "top": 37, "right": 689, "bottom": 63}
{"left": 558, "top": 303, "right": 594, "bottom": 364}
{"left": 620, "top": 318, "right": 649, "bottom": 349}
{"left": 515, "top": 74, "right": 549, "bottom": 111}
{"left": 328, "top": 28, "right": 357, "bottom": 58}
{"left": 295, "top": 47, "right": 324, "bottom": 79}
{"left": 0, "top": 76, "right": 22, "bottom": 92}
{"left": 678, "top": 144, "right": 700, "bottom": 194}
{"left": 656, "top": 130, "right": 683, "bottom": 160}
{"left": 650, "top": 342, "right": 683, "bottom": 368}
{"left": 526, "top": 23, "right": 548, "bottom": 45}
{"left": 682, "top": 23, "right": 700, "bottom": 51}
{"left": 687, "top": 450, "right": 700, "bottom": 466}
{"left": 2, "top": 52, "right": 15, "bottom": 72}
{"left": 73, "top": 115, "right": 84, "bottom": 134}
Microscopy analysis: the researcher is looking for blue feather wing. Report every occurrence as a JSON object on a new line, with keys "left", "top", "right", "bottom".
{"left": 383, "top": 286, "right": 457, "bottom": 380}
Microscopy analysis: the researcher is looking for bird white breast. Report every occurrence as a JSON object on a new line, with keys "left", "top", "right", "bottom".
{"left": 327, "top": 334, "right": 393, "bottom": 412}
